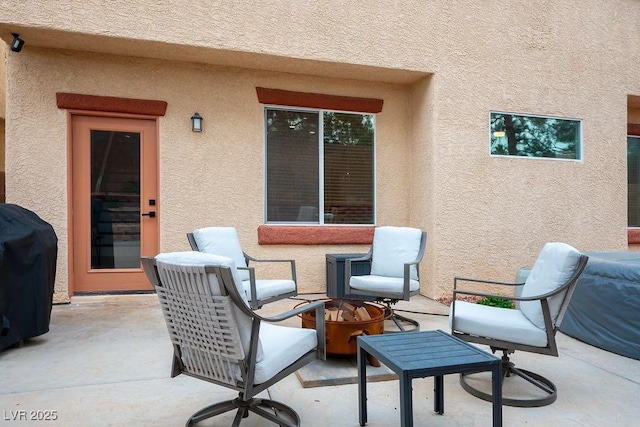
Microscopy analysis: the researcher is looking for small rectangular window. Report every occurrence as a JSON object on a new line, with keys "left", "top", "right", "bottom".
{"left": 265, "top": 107, "right": 375, "bottom": 225}
{"left": 490, "top": 112, "right": 582, "bottom": 160}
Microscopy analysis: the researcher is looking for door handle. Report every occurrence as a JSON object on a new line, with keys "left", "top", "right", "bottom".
{"left": 141, "top": 211, "right": 156, "bottom": 218}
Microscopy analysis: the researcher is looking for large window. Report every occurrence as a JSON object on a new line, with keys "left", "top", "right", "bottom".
{"left": 629, "top": 136, "right": 640, "bottom": 227}
{"left": 490, "top": 112, "right": 582, "bottom": 160}
{"left": 265, "top": 107, "right": 375, "bottom": 224}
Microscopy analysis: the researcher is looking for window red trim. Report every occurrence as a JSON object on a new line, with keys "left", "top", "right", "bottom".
{"left": 628, "top": 229, "right": 640, "bottom": 244}
{"left": 56, "top": 93, "right": 167, "bottom": 116}
{"left": 256, "top": 87, "right": 383, "bottom": 113}
{"left": 257, "top": 225, "right": 374, "bottom": 245}
{"left": 629, "top": 123, "right": 640, "bottom": 136}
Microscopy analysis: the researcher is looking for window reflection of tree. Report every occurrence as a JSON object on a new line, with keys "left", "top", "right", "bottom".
{"left": 491, "top": 113, "right": 580, "bottom": 159}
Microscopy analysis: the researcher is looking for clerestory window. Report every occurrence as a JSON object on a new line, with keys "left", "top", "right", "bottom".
{"left": 490, "top": 112, "right": 582, "bottom": 160}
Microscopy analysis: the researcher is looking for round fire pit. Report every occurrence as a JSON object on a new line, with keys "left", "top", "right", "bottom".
{"left": 299, "top": 299, "right": 391, "bottom": 356}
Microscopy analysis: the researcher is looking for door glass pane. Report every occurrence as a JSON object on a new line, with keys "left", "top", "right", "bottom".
{"left": 90, "top": 130, "right": 141, "bottom": 269}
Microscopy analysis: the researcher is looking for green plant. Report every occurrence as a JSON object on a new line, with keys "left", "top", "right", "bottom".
{"left": 477, "top": 296, "right": 514, "bottom": 309}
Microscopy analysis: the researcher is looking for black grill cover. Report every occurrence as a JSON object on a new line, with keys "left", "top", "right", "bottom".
{"left": 0, "top": 204, "right": 58, "bottom": 351}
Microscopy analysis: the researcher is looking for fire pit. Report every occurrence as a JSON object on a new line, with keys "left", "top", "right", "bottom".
{"left": 299, "top": 299, "right": 391, "bottom": 356}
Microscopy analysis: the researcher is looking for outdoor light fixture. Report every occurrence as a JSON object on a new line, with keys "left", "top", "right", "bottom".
{"left": 191, "top": 113, "right": 203, "bottom": 132}
{"left": 493, "top": 131, "right": 506, "bottom": 137}
{"left": 10, "top": 33, "right": 25, "bottom": 52}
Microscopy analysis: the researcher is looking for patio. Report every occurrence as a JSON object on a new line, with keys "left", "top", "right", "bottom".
{"left": 1, "top": 294, "right": 638, "bottom": 426}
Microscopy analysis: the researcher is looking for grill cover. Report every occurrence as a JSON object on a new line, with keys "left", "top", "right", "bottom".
{"left": 560, "top": 252, "right": 640, "bottom": 360}
{"left": 0, "top": 204, "right": 58, "bottom": 351}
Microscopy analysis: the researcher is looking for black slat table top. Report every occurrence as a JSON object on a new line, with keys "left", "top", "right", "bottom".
{"left": 358, "top": 329, "right": 499, "bottom": 375}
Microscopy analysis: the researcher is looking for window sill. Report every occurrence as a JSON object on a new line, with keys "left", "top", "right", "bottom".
{"left": 257, "top": 225, "right": 375, "bottom": 245}
{"left": 628, "top": 228, "right": 640, "bottom": 244}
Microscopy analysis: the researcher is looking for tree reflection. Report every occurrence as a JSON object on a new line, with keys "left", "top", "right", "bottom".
{"left": 491, "top": 113, "right": 580, "bottom": 159}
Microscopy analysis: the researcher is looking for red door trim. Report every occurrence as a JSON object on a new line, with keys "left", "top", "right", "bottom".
{"left": 56, "top": 93, "right": 167, "bottom": 116}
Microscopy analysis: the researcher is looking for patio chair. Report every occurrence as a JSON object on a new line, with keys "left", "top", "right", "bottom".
{"left": 188, "top": 227, "right": 297, "bottom": 309}
{"left": 449, "top": 242, "right": 589, "bottom": 407}
{"left": 344, "top": 226, "right": 427, "bottom": 332}
{"left": 142, "top": 251, "right": 325, "bottom": 427}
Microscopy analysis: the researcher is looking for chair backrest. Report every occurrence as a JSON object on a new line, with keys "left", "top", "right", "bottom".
{"left": 519, "top": 242, "right": 583, "bottom": 330}
{"left": 152, "top": 251, "right": 263, "bottom": 384}
{"left": 191, "top": 227, "right": 250, "bottom": 281}
{"left": 370, "top": 226, "right": 424, "bottom": 280}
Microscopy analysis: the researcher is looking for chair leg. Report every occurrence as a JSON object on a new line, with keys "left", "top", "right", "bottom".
{"left": 380, "top": 301, "right": 419, "bottom": 333}
{"left": 459, "top": 353, "right": 558, "bottom": 407}
{"left": 387, "top": 311, "right": 420, "bottom": 333}
{"left": 187, "top": 399, "right": 239, "bottom": 426}
{"left": 187, "top": 395, "right": 301, "bottom": 426}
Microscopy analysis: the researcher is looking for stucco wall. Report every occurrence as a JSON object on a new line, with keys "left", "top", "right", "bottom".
{"left": 3, "top": 0, "right": 640, "bottom": 301}
{"left": 4, "top": 49, "right": 414, "bottom": 303}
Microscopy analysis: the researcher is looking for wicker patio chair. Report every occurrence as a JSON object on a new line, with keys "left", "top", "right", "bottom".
{"left": 142, "top": 251, "right": 325, "bottom": 426}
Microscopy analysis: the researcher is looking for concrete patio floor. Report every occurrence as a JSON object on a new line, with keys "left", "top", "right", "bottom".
{"left": 1, "top": 293, "right": 638, "bottom": 426}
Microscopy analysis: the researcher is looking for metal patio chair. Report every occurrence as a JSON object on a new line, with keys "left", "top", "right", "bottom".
{"left": 449, "top": 242, "right": 588, "bottom": 407}
{"left": 344, "top": 226, "right": 427, "bottom": 332}
{"left": 142, "top": 251, "right": 325, "bottom": 426}
{"left": 188, "top": 227, "right": 297, "bottom": 309}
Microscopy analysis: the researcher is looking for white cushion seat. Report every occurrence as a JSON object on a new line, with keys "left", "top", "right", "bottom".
{"left": 242, "top": 279, "right": 296, "bottom": 302}
{"left": 350, "top": 275, "right": 420, "bottom": 293}
{"left": 449, "top": 301, "right": 548, "bottom": 347}
{"left": 253, "top": 323, "right": 317, "bottom": 384}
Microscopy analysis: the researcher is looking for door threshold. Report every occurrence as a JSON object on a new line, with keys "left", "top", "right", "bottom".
{"left": 70, "top": 291, "right": 157, "bottom": 305}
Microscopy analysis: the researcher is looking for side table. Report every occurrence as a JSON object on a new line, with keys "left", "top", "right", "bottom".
{"left": 357, "top": 330, "right": 502, "bottom": 427}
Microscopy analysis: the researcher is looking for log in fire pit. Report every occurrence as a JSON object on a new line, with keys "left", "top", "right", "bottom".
{"left": 300, "top": 299, "right": 391, "bottom": 356}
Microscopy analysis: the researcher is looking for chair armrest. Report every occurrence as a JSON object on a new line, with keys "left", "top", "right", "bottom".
{"left": 344, "top": 252, "right": 372, "bottom": 297}
{"left": 244, "top": 253, "right": 297, "bottom": 283}
{"left": 453, "top": 288, "right": 521, "bottom": 301}
{"left": 344, "top": 253, "right": 372, "bottom": 263}
{"left": 454, "top": 276, "right": 523, "bottom": 288}
{"left": 259, "top": 300, "right": 324, "bottom": 323}
{"left": 453, "top": 277, "right": 571, "bottom": 302}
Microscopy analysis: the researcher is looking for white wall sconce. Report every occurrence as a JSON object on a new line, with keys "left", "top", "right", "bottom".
{"left": 191, "top": 113, "right": 203, "bottom": 132}
{"left": 10, "top": 33, "right": 25, "bottom": 52}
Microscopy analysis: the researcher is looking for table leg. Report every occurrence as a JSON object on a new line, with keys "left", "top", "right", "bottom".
{"left": 491, "top": 364, "right": 503, "bottom": 427}
{"left": 434, "top": 375, "right": 444, "bottom": 414}
{"left": 357, "top": 344, "right": 368, "bottom": 426}
{"left": 399, "top": 373, "right": 413, "bottom": 427}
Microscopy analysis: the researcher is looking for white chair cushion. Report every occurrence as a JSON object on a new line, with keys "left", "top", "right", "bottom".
{"left": 520, "top": 242, "right": 582, "bottom": 330}
{"left": 192, "top": 227, "right": 251, "bottom": 282}
{"left": 449, "top": 301, "right": 548, "bottom": 347}
{"left": 350, "top": 275, "right": 420, "bottom": 294}
{"left": 241, "top": 279, "right": 296, "bottom": 302}
{"left": 154, "top": 251, "right": 262, "bottom": 363}
{"left": 252, "top": 322, "right": 317, "bottom": 384}
{"left": 370, "top": 226, "right": 422, "bottom": 280}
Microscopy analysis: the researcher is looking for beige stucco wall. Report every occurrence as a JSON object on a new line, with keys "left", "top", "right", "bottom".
{"left": 3, "top": 0, "right": 640, "bottom": 302}
{"left": 4, "top": 49, "right": 415, "bottom": 303}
